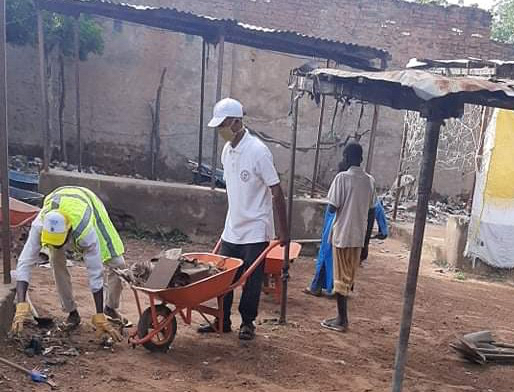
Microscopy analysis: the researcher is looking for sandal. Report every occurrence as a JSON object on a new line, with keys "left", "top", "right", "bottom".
{"left": 303, "top": 287, "right": 322, "bottom": 297}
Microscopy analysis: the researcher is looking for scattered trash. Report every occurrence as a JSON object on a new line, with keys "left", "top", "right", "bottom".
{"left": 451, "top": 331, "right": 514, "bottom": 365}
{"left": 381, "top": 191, "right": 469, "bottom": 225}
{"left": 59, "top": 347, "right": 80, "bottom": 357}
{"left": 101, "top": 337, "right": 114, "bottom": 349}
{"left": 43, "top": 358, "right": 67, "bottom": 367}
{"left": 24, "top": 336, "right": 43, "bottom": 357}
{"left": 43, "top": 346, "right": 61, "bottom": 356}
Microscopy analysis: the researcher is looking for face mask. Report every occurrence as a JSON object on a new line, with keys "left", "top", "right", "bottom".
{"left": 218, "top": 120, "right": 235, "bottom": 142}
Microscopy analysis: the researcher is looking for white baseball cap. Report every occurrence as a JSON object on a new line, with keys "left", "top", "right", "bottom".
{"left": 208, "top": 98, "right": 244, "bottom": 128}
{"left": 41, "top": 210, "right": 70, "bottom": 246}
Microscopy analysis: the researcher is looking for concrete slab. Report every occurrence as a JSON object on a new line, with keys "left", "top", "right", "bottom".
{"left": 0, "top": 283, "right": 15, "bottom": 336}
{"left": 40, "top": 170, "right": 326, "bottom": 243}
{"left": 390, "top": 221, "right": 446, "bottom": 263}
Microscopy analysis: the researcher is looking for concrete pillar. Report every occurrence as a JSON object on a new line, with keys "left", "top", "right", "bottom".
{"left": 446, "top": 214, "right": 469, "bottom": 269}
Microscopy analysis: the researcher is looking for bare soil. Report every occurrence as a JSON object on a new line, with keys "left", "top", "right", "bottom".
{"left": 1, "top": 236, "right": 514, "bottom": 392}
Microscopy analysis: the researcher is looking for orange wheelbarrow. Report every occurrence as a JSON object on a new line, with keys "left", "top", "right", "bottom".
{"left": 128, "top": 241, "right": 281, "bottom": 352}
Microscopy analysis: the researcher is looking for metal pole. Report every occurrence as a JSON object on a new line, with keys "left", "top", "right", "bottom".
{"left": 73, "top": 16, "right": 82, "bottom": 172}
{"left": 0, "top": 0, "right": 10, "bottom": 284}
{"left": 392, "top": 118, "right": 442, "bottom": 392}
{"left": 210, "top": 33, "right": 224, "bottom": 190}
{"left": 37, "top": 10, "right": 50, "bottom": 172}
{"left": 392, "top": 121, "right": 409, "bottom": 222}
{"left": 197, "top": 38, "right": 207, "bottom": 183}
{"left": 279, "top": 91, "right": 301, "bottom": 324}
{"left": 365, "top": 104, "right": 380, "bottom": 173}
{"left": 310, "top": 94, "right": 326, "bottom": 198}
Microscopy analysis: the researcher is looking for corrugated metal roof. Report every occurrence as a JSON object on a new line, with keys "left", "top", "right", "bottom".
{"left": 304, "top": 69, "right": 514, "bottom": 116}
{"left": 36, "top": 0, "right": 390, "bottom": 70}
{"left": 406, "top": 57, "right": 514, "bottom": 79}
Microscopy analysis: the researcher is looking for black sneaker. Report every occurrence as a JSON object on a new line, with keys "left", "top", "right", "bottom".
{"left": 104, "top": 306, "right": 133, "bottom": 327}
{"left": 239, "top": 323, "right": 256, "bottom": 341}
{"left": 197, "top": 319, "right": 231, "bottom": 333}
{"left": 65, "top": 310, "right": 81, "bottom": 328}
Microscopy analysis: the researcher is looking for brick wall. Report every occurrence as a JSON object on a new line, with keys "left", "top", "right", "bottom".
{"left": 139, "top": 0, "right": 514, "bottom": 66}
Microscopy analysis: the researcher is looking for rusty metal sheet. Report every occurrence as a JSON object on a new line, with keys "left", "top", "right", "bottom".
{"left": 35, "top": 0, "right": 389, "bottom": 69}
{"left": 310, "top": 68, "right": 514, "bottom": 103}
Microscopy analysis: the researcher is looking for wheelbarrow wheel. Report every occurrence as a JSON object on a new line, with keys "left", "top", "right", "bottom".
{"left": 137, "top": 304, "right": 177, "bottom": 352}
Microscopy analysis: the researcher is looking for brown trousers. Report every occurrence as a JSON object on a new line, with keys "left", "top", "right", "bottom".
{"left": 333, "top": 247, "right": 362, "bottom": 296}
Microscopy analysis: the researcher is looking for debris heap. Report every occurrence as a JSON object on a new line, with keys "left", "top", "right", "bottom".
{"left": 451, "top": 331, "right": 514, "bottom": 365}
{"left": 114, "top": 249, "right": 224, "bottom": 289}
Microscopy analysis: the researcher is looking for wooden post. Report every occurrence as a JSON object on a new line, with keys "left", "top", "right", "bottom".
{"left": 310, "top": 94, "right": 326, "bottom": 198}
{"left": 280, "top": 90, "right": 301, "bottom": 324}
{"left": 365, "top": 104, "right": 380, "bottom": 173}
{"left": 197, "top": 38, "right": 207, "bottom": 182}
{"left": 150, "top": 68, "right": 167, "bottom": 180}
{"left": 210, "top": 33, "right": 224, "bottom": 190}
{"left": 73, "top": 15, "right": 82, "bottom": 172}
{"left": 0, "top": 0, "right": 10, "bottom": 284}
{"left": 310, "top": 59, "right": 330, "bottom": 198}
{"left": 366, "top": 58, "right": 387, "bottom": 174}
{"left": 393, "top": 121, "right": 409, "bottom": 221}
{"left": 37, "top": 10, "right": 50, "bottom": 172}
{"left": 467, "top": 106, "right": 491, "bottom": 212}
{"left": 392, "top": 118, "right": 442, "bottom": 392}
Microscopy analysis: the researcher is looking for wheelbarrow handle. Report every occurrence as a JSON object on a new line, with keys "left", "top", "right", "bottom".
{"left": 212, "top": 239, "right": 221, "bottom": 254}
{"left": 223, "top": 240, "right": 281, "bottom": 293}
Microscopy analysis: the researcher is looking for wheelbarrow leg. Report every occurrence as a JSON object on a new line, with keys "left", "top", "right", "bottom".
{"left": 217, "top": 295, "right": 224, "bottom": 332}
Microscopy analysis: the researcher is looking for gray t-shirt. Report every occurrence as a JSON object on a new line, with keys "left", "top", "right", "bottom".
{"left": 327, "top": 166, "right": 375, "bottom": 248}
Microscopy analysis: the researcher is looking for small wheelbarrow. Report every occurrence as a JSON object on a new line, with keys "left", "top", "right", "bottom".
{"left": 0, "top": 194, "right": 40, "bottom": 228}
{"left": 211, "top": 240, "right": 302, "bottom": 303}
{"left": 128, "top": 241, "right": 281, "bottom": 352}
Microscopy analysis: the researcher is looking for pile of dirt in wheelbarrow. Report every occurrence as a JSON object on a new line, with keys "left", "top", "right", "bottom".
{"left": 113, "top": 248, "right": 224, "bottom": 289}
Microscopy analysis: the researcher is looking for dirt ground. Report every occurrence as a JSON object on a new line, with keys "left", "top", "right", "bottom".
{"left": 1, "top": 235, "right": 514, "bottom": 392}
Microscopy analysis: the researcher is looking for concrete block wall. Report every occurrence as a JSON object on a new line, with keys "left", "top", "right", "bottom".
{"left": 39, "top": 170, "right": 327, "bottom": 242}
{"left": 8, "top": 0, "right": 514, "bottom": 197}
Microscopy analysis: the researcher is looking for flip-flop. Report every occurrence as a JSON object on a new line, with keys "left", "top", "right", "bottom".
{"left": 321, "top": 318, "right": 348, "bottom": 333}
{"left": 303, "top": 287, "right": 322, "bottom": 297}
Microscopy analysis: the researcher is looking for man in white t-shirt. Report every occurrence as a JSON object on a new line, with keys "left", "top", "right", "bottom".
{"left": 198, "top": 98, "right": 288, "bottom": 340}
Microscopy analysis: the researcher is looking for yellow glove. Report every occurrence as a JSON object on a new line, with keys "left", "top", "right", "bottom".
{"left": 91, "top": 313, "right": 122, "bottom": 342}
{"left": 11, "top": 302, "right": 32, "bottom": 335}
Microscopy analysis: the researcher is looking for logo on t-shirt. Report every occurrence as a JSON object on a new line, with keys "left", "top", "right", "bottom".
{"left": 240, "top": 169, "right": 251, "bottom": 182}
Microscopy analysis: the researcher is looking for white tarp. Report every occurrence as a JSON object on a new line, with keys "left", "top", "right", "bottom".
{"left": 466, "top": 109, "right": 514, "bottom": 268}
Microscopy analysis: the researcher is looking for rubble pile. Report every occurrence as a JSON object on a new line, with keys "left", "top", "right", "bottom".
{"left": 9, "top": 155, "right": 42, "bottom": 174}
{"left": 381, "top": 195, "right": 469, "bottom": 224}
{"left": 115, "top": 254, "right": 223, "bottom": 289}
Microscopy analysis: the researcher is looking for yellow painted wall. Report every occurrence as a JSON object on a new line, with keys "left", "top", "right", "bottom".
{"left": 485, "top": 109, "right": 514, "bottom": 201}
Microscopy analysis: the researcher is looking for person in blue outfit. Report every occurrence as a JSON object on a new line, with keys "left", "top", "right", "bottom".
{"left": 304, "top": 163, "right": 388, "bottom": 297}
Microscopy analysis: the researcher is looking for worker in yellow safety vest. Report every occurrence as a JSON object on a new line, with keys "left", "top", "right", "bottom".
{"left": 11, "top": 186, "right": 128, "bottom": 342}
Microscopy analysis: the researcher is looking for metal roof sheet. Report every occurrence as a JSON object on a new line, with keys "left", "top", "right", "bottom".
{"left": 36, "top": 0, "right": 390, "bottom": 70}
{"left": 304, "top": 68, "right": 514, "bottom": 116}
